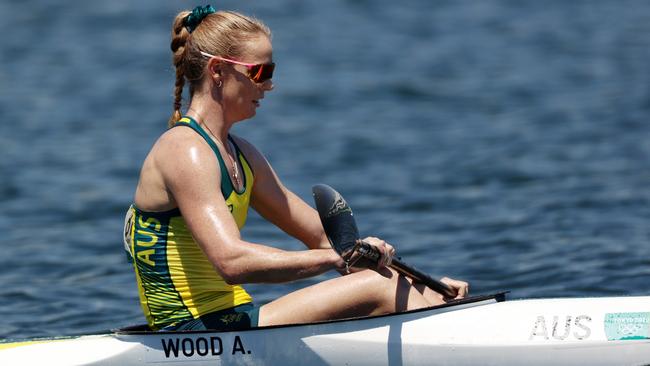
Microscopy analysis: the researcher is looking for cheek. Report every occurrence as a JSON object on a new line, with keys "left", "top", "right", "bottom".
{"left": 222, "top": 84, "right": 245, "bottom": 104}
{"left": 222, "top": 88, "right": 256, "bottom": 120}
{"left": 224, "top": 78, "right": 253, "bottom": 99}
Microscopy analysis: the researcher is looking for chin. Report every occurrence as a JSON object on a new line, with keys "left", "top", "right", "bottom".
{"left": 231, "top": 110, "right": 256, "bottom": 122}
{"left": 240, "top": 111, "right": 256, "bottom": 121}
{"left": 245, "top": 108, "right": 257, "bottom": 119}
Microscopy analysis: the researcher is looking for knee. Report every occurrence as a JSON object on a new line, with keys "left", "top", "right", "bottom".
{"left": 351, "top": 268, "right": 404, "bottom": 294}
{"left": 349, "top": 268, "right": 417, "bottom": 313}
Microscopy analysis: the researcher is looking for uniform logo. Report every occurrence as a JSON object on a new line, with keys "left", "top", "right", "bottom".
{"left": 123, "top": 207, "right": 135, "bottom": 257}
{"left": 326, "top": 192, "right": 352, "bottom": 218}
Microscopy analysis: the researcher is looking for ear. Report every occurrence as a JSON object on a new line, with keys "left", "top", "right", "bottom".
{"left": 206, "top": 57, "right": 223, "bottom": 80}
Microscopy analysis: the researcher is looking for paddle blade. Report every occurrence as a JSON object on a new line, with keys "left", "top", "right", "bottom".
{"left": 312, "top": 184, "right": 456, "bottom": 297}
{"left": 312, "top": 184, "right": 360, "bottom": 256}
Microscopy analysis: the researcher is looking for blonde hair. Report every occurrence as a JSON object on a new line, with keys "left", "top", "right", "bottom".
{"left": 168, "top": 10, "right": 271, "bottom": 127}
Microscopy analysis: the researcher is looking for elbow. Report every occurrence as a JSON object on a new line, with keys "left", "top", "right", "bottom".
{"left": 220, "top": 268, "right": 245, "bottom": 285}
{"left": 213, "top": 257, "right": 248, "bottom": 285}
{"left": 204, "top": 240, "right": 250, "bottom": 285}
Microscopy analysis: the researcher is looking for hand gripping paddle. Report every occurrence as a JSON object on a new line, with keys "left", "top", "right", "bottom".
{"left": 312, "top": 184, "right": 456, "bottom": 298}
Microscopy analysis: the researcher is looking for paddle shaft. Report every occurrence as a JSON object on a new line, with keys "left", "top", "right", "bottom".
{"left": 356, "top": 241, "right": 456, "bottom": 299}
{"left": 390, "top": 258, "right": 456, "bottom": 298}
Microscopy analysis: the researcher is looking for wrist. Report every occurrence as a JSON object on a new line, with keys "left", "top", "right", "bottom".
{"left": 328, "top": 249, "right": 346, "bottom": 270}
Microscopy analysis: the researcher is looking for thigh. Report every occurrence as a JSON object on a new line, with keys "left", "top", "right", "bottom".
{"left": 258, "top": 268, "right": 430, "bottom": 326}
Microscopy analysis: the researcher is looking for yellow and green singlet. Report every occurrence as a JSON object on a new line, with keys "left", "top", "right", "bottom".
{"left": 125, "top": 116, "right": 254, "bottom": 330}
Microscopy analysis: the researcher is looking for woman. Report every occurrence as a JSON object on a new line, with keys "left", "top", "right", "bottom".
{"left": 124, "top": 5, "right": 468, "bottom": 331}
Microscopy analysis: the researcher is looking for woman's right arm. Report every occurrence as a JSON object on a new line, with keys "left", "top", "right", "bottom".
{"left": 156, "top": 130, "right": 344, "bottom": 284}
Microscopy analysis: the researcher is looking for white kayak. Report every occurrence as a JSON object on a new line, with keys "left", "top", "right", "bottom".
{"left": 1, "top": 293, "right": 649, "bottom": 366}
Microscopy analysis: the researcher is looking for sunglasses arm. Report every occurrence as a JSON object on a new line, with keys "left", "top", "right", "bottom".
{"left": 199, "top": 51, "right": 256, "bottom": 67}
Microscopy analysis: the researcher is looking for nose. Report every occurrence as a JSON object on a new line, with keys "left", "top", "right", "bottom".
{"left": 260, "top": 78, "right": 274, "bottom": 91}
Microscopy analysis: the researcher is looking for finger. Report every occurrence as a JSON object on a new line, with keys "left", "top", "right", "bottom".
{"left": 385, "top": 243, "right": 394, "bottom": 266}
{"left": 455, "top": 282, "right": 469, "bottom": 299}
{"left": 440, "top": 277, "right": 467, "bottom": 299}
{"left": 386, "top": 251, "right": 394, "bottom": 266}
{"left": 455, "top": 286, "right": 466, "bottom": 299}
{"left": 383, "top": 247, "right": 392, "bottom": 267}
{"left": 379, "top": 244, "right": 389, "bottom": 267}
{"left": 364, "top": 236, "right": 380, "bottom": 245}
{"left": 382, "top": 243, "right": 394, "bottom": 267}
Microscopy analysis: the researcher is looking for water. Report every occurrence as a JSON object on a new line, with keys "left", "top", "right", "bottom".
{"left": 1, "top": 0, "right": 649, "bottom": 339}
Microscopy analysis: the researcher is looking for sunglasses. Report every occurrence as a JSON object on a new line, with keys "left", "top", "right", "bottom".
{"left": 200, "top": 51, "right": 275, "bottom": 83}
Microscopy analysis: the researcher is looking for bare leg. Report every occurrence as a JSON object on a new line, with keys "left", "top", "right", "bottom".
{"left": 411, "top": 280, "right": 446, "bottom": 306}
{"left": 259, "top": 268, "right": 437, "bottom": 326}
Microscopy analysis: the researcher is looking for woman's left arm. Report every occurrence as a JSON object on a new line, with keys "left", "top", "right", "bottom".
{"left": 236, "top": 137, "right": 330, "bottom": 250}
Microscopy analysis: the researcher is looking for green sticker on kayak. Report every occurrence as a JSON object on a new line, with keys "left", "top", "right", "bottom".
{"left": 604, "top": 312, "right": 650, "bottom": 341}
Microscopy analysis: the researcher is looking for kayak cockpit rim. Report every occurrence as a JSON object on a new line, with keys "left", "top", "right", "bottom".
{"left": 114, "top": 291, "right": 508, "bottom": 335}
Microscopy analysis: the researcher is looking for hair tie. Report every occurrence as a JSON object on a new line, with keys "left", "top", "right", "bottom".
{"left": 184, "top": 5, "right": 216, "bottom": 33}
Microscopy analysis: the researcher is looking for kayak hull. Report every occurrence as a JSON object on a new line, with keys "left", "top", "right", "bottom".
{"left": 2, "top": 294, "right": 649, "bottom": 366}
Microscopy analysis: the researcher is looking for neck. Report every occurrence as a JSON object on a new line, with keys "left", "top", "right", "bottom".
{"left": 186, "top": 97, "right": 231, "bottom": 143}
{"left": 185, "top": 95, "right": 242, "bottom": 188}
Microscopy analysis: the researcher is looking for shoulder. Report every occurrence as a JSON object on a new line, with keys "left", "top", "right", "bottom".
{"left": 155, "top": 126, "right": 213, "bottom": 160}
{"left": 153, "top": 126, "right": 221, "bottom": 183}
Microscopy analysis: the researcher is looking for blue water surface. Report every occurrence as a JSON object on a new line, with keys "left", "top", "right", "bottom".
{"left": 0, "top": 0, "right": 649, "bottom": 339}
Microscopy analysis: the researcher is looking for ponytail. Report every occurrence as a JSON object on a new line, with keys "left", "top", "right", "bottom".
{"left": 168, "top": 11, "right": 192, "bottom": 127}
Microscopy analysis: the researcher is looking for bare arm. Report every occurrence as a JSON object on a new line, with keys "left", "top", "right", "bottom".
{"left": 235, "top": 137, "right": 331, "bottom": 250}
{"left": 158, "top": 130, "right": 343, "bottom": 284}
{"left": 235, "top": 137, "right": 398, "bottom": 275}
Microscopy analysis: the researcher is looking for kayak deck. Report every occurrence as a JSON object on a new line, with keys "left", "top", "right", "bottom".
{"left": 116, "top": 291, "right": 508, "bottom": 334}
{"left": 2, "top": 293, "right": 650, "bottom": 366}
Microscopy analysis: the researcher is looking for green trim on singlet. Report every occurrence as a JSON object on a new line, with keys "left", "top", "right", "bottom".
{"left": 228, "top": 135, "right": 251, "bottom": 195}
{"left": 174, "top": 116, "right": 246, "bottom": 196}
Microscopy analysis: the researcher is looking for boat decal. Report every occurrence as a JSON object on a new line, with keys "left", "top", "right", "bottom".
{"left": 529, "top": 315, "right": 591, "bottom": 341}
{"left": 604, "top": 312, "right": 650, "bottom": 341}
{"left": 145, "top": 335, "right": 252, "bottom": 363}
